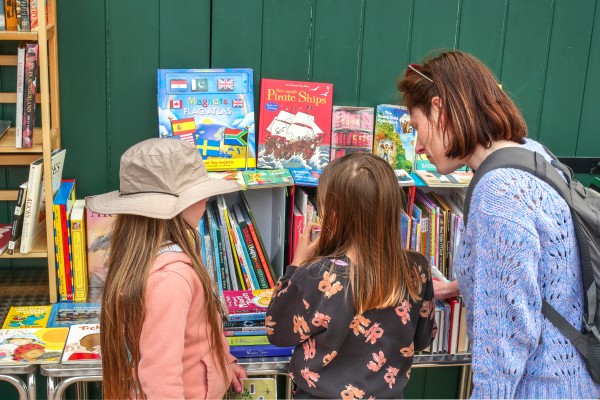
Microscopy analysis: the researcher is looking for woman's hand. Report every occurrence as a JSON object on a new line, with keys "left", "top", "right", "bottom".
{"left": 291, "top": 222, "right": 321, "bottom": 267}
{"left": 230, "top": 362, "right": 247, "bottom": 393}
{"left": 433, "top": 279, "right": 460, "bottom": 300}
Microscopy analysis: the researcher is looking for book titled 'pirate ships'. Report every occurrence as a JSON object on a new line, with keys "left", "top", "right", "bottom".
{"left": 257, "top": 79, "right": 333, "bottom": 175}
{"left": 157, "top": 69, "right": 255, "bottom": 171}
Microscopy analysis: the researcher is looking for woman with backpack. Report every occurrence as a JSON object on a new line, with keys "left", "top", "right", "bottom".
{"left": 398, "top": 50, "right": 599, "bottom": 398}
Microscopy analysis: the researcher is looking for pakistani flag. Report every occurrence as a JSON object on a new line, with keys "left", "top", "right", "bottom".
{"left": 223, "top": 128, "right": 248, "bottom": 147}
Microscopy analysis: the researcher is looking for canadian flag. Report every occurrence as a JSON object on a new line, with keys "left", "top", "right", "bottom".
{"left": 169, "top": 99, "right": 182, "bottom": 109}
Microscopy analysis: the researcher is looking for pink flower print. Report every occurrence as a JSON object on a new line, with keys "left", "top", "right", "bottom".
{"left": 322, "top": 351, "right": 337, "bottom": 366}
{"left": 318, "top": 271, "right": 343, "bottom": 298}
{"left": 395, "top": 300, "right": 412, "bottom": 324}
{"left": 364, "top": 323, "right": 384, "bottom": 344}
{"left": 312, "top": 311, "right": 331, "bottom": 328}
{"left": 265, "top": 316, "right": 276, "bottom": 335}
{"left": 400, "top": 342, "right": 414, "bottom": 357}
{"left": 349, "top": 314, "right": 371, "bottom": 336}
{"left": 293, "top": 315, "right": 311, "bottom": 340}
{"left": 303, "top": 299, "right": 310, "bottom": 309}
{"left": 331, "top": 258, "right": 349, "bottom": 266}
{"left": 366, "top": 351, "right": 387, "bottom": 372}
{"left": 302, "top": 337, "right": 316, "bottom": 360}
{"left": 384, "top": 366, "right": 399, "bottom": 389}
{"left": 301, "top": 367, "right": 320, "bottom": 388}
{"left": 340, "top": 384, "right": 365, "bottom": 399}
{"left": 420, "top": 300, "right": 431, "bottom": 318}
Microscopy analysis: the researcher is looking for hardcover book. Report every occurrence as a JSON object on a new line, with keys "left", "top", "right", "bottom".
{"left": 330, "top": 106, "right": 374, "bottom": 161}
{"left": 228, "top": 344, "right": 294, "bottom": 358}
{"left": 207, "top": 171, "right": 246, "bottom": 190}
{"left": 70, "top": 199, "right": 89, "bottom": 302}
{"left": 395, "top": 169, "right": 415, "bottom": 187}
{"left": 7, "top": 181, "right": 27, "bottom": 254}
{"left": 2, "top": 305, "right": 52, "bottom": 329}
{"left": 61, "top": 324, "right": 101, "bottom": 363}
{"left": 85, "top": 197, "right": 116, "bottom": 297}
{"left": 158, "top": 68, "right": 255, "bottom": 171}
{"left": 225, "top": 378, "right": 277, "bottom": 400}
{"left": 288, "top": 168, "right": 321, "bottom": 187}
{"left": 242, "top": 169, "right": 294, "bottom": 189}
{"left": 414, "top": 170, "right": 473, "bottom": 188}
{"left": 21, "top": 42, "right": 38, "bottom": 148}
{"left": 223, "top": 289, "right": 273, "bottom": 314}
{"left": 257, "top": 79, "right": 333, "bottom": 173}
{"left": 47, "top": 302, "right": 101, "bottom": 328}
{"left": 373, "top": 105, "right": 416, "bottom": 172}
{"left": 0, "top": 224, "right": 10, "bottom": 255}
{"left": 53, "top": 179, "right": 76, "bottom": 302}
{"left": 0, "top": 328, "right": 68, "bottom": 365}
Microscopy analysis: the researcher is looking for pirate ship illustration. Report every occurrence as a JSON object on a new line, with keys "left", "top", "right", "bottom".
{"left": 262, "top": 110, "right": 325, "bottom": 160}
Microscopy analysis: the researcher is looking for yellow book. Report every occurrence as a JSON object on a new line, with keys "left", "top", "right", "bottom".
{"left": 70, "top": 199, "right": 88, "bottom": 302}
{"left": 53, "top": 202, "right": 67, "bottom": 301}
{"left": 2, "top": 305, "right": 52, "bottom": 329}
{"left": 226, "top": 335, "right": 270, "bottom": 347}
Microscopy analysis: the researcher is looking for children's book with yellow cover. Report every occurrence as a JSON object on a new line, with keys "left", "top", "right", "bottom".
{"left": 225, "top": 378, "right": 277, "bottom": 400}
{"left": 2, "top": 305, "right": 52, "bottom": 329}
{"left": 0, "top": 327, "right": 68, "bottom": 364}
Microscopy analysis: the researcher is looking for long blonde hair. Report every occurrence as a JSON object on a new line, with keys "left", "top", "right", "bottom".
{"left": 315, "top": 153, "right": 421, "bottom": 314}
{"left": 100, "top": 213, "right": 227, "bottom": 399}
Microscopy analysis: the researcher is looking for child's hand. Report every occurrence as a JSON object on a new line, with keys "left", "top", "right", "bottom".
{"left": 230, "top": 362, "right": 247, "bottom": 393}
{"left": 292, "top": 222, "right": 321, "bottom": 266}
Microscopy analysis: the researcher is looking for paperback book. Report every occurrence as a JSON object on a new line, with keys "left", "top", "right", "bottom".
{"left": 229, "top": 344, "right": 294, "bottom": 359}
{"left": 414, "top": 170, "right": 473, "bottom": 188}
{"left": 225, "top": 378, "right": 277, "bottom": 400}
{"left": 158, "top": 69, "right": 255, "bottom": 171}
{"left": 257, "top": 79, "right": 333, "bottom": 173}
{"left": 0, "top": 328, "right": 68, "bottom": 365}
{"left": 47, "top": 302, "right": 101, "bottom": 328}
{"left": 242, "top": 169, "right": 294, "bottom": 189}
{"left": 223, "top": 289, "right": 273, "bottom": 315}
{"left": 2, "top": 305, "right": 52, "bottom": 329}
{"left": 61, "top": 324, "right": 101, "bottom": 363}
{"left": 373, "top": 105, "right": 416, "bottom": 172}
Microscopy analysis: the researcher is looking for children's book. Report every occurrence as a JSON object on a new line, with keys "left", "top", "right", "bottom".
{"left": 228, "top": 344, "right": 294, "bottom": 358}
{"left": 257, "top": 79, "right": 333, "bottom": 173}
{"left": 225, "top": 378, "right": 277, "bottom": 400}
{"left": 47, "top": 302, "right": 101, "bottom": 328}
{"left": 395, "top": 169, "right": 415, "bottom": 186}
{"left": 70, "top": 199, "right": 89, "bottom": 302}
{"left": 330, "top": 106, "right": 374, "bottom": 161}
{"left": 61, "top": 324, "right": 101, "bottom": 363}
{"left": 53, "top": 179, "right": 76, "bottom": 302}
{"left": 0, "top": 223, "right": 10, "bottom": 255}
{"left": 2, "top": 305, "right": 52, "bottom": 329}
{"left": 157, "top": 69, "right": 255, "bottom": 171}
{"left": 226, "top": 335, "right": 270, "bottom": 347}
{"left": 207, "top": 171, "right": 246, "bottom": 190}
{"left": 373, "top": 105, "right": 416, "bottom": 172}
{"left": 223, "top": 289, "right": 273, "bottom": 315}
{"left": 242, "top": 169, "right": 294, "bottom": 189}
{"left": 7, "top": 181, "right": 28, "bottom": 254}
{"left": 85, "top": 197, "right": 116, "bottom": 296}
{"left": 414, "top": 170, "right": 473, "bottom": 188}
{"left": 0, "top": 327, "right": 68, "bottom": 365}
{"left": 288, "top": 168, "right": 321, "bottom": 187}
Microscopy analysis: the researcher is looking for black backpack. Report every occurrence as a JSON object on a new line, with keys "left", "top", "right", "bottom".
{"left": 463, "top": 146, "right": 600, "bottom": 383}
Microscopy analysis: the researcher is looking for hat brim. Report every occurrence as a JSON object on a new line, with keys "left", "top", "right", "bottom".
{"left": 87, "top": 176, "right": 241, "bottom": 219}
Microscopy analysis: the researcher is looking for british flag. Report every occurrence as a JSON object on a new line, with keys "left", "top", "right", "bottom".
{"left": 232, "top": 99, "right": 244, "bottom": 108}
{"left": 217, "top": 78, "right": 234, "bottom": 91}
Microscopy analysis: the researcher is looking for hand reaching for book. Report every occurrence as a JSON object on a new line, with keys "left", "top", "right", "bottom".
{"left": 229, "top": 362, "right": 247, "bottom": 393}
{"left": 433, "top": 279, "right": 460, "bottom": 300}
{"left": 292, "top": 223, "right": 321, "bottom": 267}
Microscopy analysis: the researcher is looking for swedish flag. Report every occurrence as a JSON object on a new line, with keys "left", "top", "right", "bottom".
{"left": 197, "top": 139, "right": 221, "bottom": 157}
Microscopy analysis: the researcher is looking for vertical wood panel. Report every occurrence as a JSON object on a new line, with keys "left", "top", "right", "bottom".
{"left": 500, "top": 0, "right": 554, "bottom": 141}
{"left": 410, "top": 0, "right": 461, "bottom": 62}
{"left": 538, "top": 0, "right": 596, "bottom": 155}
{"left": 577, "top": 0, "right": 600, "bottom": 157}
{"left": 311, "top": 0, "right": 363, "bottom": 105}
{"left": 159, "top": 0, "right": 211, "bottom": 69}
{"left": 458, "top": 0, "right": 507, "bottom": 76}
{"left": 359, "top": 0, "right": 412, "bottom": 106}
{"left": 107, "top": 0, "right": 160, "bottom": 190}
{"left": 57, "top": 0, "right": 108, "bottom": 196}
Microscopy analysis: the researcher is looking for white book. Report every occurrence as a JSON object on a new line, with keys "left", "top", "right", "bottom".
{"left": 15, "top": 42, "right": 25, "bottom": 148}
{"left": 20, "top": 148, "right": 66, "bottom": 253}
{"left": 61, "top": 324, "right": 101, "bottom": 363}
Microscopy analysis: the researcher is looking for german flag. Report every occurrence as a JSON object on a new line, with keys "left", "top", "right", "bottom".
{"left": 223, "top": 128, "right": 248, "bottom": 147}
{"left": 171, "top": 118, "right": 196, "bottom": 135}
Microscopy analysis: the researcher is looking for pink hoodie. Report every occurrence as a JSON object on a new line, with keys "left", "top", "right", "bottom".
{"left": 137, "top": 250, "right": 236, "bottom": 399}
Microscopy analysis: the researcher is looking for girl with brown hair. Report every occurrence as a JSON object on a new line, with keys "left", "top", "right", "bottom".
{"left": 88, "top": 138, "right": 247, "bottom": 399}
{"left": 266, "top": 152, "right": 436, "bottom": 399}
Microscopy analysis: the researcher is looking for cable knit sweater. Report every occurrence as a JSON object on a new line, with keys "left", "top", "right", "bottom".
{"left": 455, "top": 139, "right": 600, "bottom": 398}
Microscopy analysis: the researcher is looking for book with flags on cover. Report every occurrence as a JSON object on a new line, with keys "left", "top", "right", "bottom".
{"left": 157, "top": 69, "right": 255, "bottom": 171}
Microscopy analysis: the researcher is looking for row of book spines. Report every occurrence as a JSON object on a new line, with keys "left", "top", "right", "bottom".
{"left": 426, "top": 298, "right": 470, "bottom": 355}
{"left": 15, "top": 41, "right": 38, "bottom": 149}
{"left": 1, "top": 0, "right": 46, "bottom": 31}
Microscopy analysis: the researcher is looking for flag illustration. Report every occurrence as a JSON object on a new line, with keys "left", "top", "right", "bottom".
{"left": 217, "top": 78, "right": 234, "bottom": 91}
{"left": 191, "top": 78, "right": 208, "bottom": 92}
{"left": 232, "top": 99, "right": 244, "bottom": 108}
{"left": 169, "top": 99, "right": 182, "bottom": 109}
{"left": 197, "top": 139, "right": 221, "bottom": 157}
{"left": 170, "top": 79, "right": 187, "bottom": 91}
{"left": 171, "top": 117, "right": 196, "bottom": 135}
{"left": 176, "top": 133, "right": 196, "bottom": 144}
{"left": 224, "top": 128, "right": 248, "bottom": 147}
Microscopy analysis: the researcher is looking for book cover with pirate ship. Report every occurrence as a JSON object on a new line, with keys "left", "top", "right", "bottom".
{"left": 157, "top": 69, "right": 255, "bottom": 171}
{"left": 373, "top": 104, "right": 417, "bottom": 172}
{"left": 0, "top": 327, "right": 69, "bottom": 365}
{"left": 257, "top": 79, "right": 333, "bottom": 172}
{"left": 330, "top": 106, "right": 374, "bottom": 161}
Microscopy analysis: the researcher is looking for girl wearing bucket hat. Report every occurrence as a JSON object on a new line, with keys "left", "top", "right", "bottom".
{"left": 87, "top": 138, "right": 246, "bottom": 399}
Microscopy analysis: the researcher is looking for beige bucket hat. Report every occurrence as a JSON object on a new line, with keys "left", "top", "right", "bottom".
{"left": 87, "top": 138, "right": 241, "bottom": 219}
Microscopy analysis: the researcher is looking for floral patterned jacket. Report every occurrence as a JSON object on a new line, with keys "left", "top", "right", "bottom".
{"left": 266, "top": 252, "right": 435, "bottom": 399}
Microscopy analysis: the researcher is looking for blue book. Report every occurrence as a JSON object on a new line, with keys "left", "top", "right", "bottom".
{"left": 229, "top": 344, "right": 294, "bottom": 358}
{"left": 47, "top": 302, "right": 101, "bottom": 328}
{"left": 289, "top": 168, "right": 321, "bottom": 186}
{"left": 227, "top": 312, "right": 266, "bottom": 323}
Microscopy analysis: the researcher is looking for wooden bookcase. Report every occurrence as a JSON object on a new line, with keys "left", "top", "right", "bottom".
{"left": 0, "top": 0, "right": 62, "bottom": 303}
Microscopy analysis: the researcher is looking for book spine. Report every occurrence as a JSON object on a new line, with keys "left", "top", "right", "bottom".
{"left": 7, "top": 182, "right": 27, "bottom": 254}
{"left": 216, "top": 197, "right": 240, "bottom": 291}
{"left": 224, "top": 319, "right": 265, "bottom": 329}
{"left": 206, "top": 208, "right": 224, "bottom": 296}
{"left": 226, "top": 311, "right": 266, "bottom": 322}
{"left": 227, "top": 208, "right": 256, "bottom": 290}
{"left": 226, "top": 335, "right": 270, "bottom": 346}
{"left": 28, "top": 0, "right": 36, "bottom": 31}
{"left": 222, "top": 205, "right": 245, "bottom": 290}
{"left": 0, "top": 0, "right": 5, "bottom": 30}
{"left": 20, "top": 161, "right": 42, "bottom": 253}
{"left": 21, "top": 42, "right": 38, "bottom": 148}
{"left": 53, "top": 203, "right": 66, "bottom": 300}
{"left": 224, "top": 325, "right": 266, "bottom": 332}
{"left": 238, "top": 218, "right": 268, "bottom": 289}
{"left": 15, "top": 42, "right": 25, "bottom": 147}
{"left": 17, "top": 0, "right": 28, "bottom": 31}
{"left": 224, "top": 329, "right": 268, "bottom": 337}
{"left": 228, "top": 344, "right": 294, "bottom": 359}
{"left": 71, "top": 211, "right": 88, "bottom": 302}
{"left": 60, "top": 205, "right": 74, "bottom": 301}
{"left": 4, "top": 0, "right": 17, "bottom": 30}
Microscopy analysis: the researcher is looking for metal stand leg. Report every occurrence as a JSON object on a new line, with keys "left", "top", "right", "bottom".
{"left": 0, "top": 375, "right": 29, "bottom": 400}
{"left": 27, "top": 371, "right": 36, "bottom": 400}
{"left": 47, "top": 376, "right": 57, "bottom": 400}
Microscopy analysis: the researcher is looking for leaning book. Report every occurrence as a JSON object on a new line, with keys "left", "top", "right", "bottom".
{"left": 157, "top": 68, "right": 255, "bottom": 171}
{"left": 61, "top": 324, "right": 101, "bottom": 363}
{"left": 374, "top": 104, "right": 416, "bottom": 172}
{"left": 47, "top": 302, "right": 101, "bottom": 328}
{"left": 2, "top": 305, "right": 52, "bottom": 329}
{"left": 0, "top": 328, "right": 68, "bottom": 365}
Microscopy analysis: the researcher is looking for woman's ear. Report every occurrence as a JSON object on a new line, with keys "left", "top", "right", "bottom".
{"left": 431, "top": 96, "right": 442, "bottom": 111}
{"left": 431, "top": 96, "right": 445, "bottom": 126}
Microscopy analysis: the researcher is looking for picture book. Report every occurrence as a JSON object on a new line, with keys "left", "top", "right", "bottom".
{"left": 85, "top": 196, "right": 116, "bottom": 295}
{"left": 242, "top": 169, "right": 294, "bottom": 189}
{"left": 2, "top": 305, "right": 52, "bottom": 329}
{"left": 61, "top": 324, "right": 101, "bottom": 363}
{"left": 257, "top": 79, "right": 333, "bottom": 173}
{"left": 223, "top": 289, "right": 273, "bottom": 314}
{"left": 288, "top": 168, "right": 321, "bottom": 187}
{"left": 207, "top": 171, "right": 246, "bottom": 189}
{"left": 228, "top": 344, "right": 294, "bottom": 358}
{"left": 158, "top": 69, "right": 255, "bottom": 171}
{"left": 0, "top": 223, "right": 10, "bottom": 255}
{"left": 395, "top": 169, "right": 415, "bottom": 186}
{"left": 47, "top": 302, "right": 101, "bottom": 328}
{"left": 70, "top": 199, "right": 89, "bottom": 302}
{"left": 373, "top": 105, "right": 416, "bottom": 171}
{"left": 0, "top": 327, "right": 68, "bottom": 365}
{"left": 414, "top": 170, "right": 473, "bottom": 187}
{"left": 225, "top": 378, "right": 277, "bottom": 400}
{"left": 53, "top": 179, "right": 76, "bottom": 302}
{"left": 330, "top": 106, "right": 374, "bottom": 161}
{"left": 226, "top": 335, "right": 270, "bottom": 346}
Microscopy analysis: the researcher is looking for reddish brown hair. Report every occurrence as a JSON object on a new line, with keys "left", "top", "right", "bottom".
{"left": 398, "top": 50, "right": 527, "bottom": 158}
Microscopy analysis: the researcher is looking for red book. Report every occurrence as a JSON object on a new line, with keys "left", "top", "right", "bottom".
{"left": 257, "top": 78, "right": 333, "bottom": 172}
{"left": 0, "top": 224, "right": 11, "bottom": 255}
{"left": 223, "top": 289, "right": 273, "bottom": 314}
